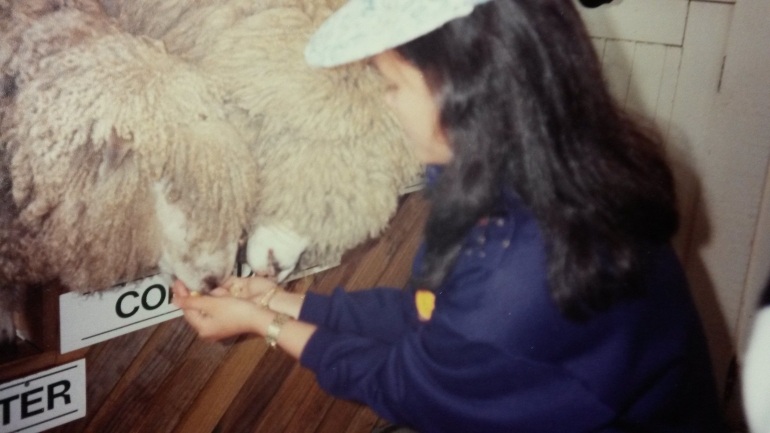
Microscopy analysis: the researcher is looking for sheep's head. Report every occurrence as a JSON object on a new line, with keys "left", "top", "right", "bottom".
{"left": 152, "top": 181, "right": 240, "bottom": 292}
{"left": 150, "top": 115, "right": 259, "bottom": 292}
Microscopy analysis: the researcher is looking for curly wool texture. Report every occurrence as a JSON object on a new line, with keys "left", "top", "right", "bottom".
{"left": 0, "top": 0, "right": 105, "bottom": 66}
{"left": 0, "top": 143, "right": 43, "bottom": 287}
{"left": 99, "top": 0, "right": 227, "bottom": 39}
{"left": 1, "top": 6, "right": 259, "bottom": 292}
{"left": 107, "top": 0, "right": 423, "bottom": 267}
{"left": 7, "top": 8, "right": 114, "bottom": 84}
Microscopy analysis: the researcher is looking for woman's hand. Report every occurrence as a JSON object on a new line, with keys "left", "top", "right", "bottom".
{"left": 220, "top": 276, "right": 304, "bottom": 318}
{"left": 172, "top": 280, "right": 267, "bottom": 341}
{"left": 221, "top": 276, "right": 278, "bottom": 303}
{"left": 173, "top": 280, "right": 316, "bottom": 359}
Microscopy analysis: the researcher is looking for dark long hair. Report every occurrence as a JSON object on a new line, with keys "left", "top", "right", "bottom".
{"left": 400, "top": 0, "right": 678, "bottom": 321}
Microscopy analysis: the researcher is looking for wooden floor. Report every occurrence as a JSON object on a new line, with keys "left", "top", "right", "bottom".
{"left": 0, "top": 192, "right": 431, "bottom": 433}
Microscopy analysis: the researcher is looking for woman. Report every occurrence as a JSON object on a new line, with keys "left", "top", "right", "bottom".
{"left": 173, "top": 0, "right": 725, "bottom": 431}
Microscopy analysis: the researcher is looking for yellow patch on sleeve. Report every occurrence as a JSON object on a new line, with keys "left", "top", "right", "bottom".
{"left": 415, "top": 290, "right": 436, "bottom": 321}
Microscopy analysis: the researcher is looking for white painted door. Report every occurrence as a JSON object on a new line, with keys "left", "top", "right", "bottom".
{"left": 575, "top": 1, "right": 770, "bottom": 428}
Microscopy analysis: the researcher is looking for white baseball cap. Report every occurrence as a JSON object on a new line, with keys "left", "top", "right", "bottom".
{"left": 305, "top": 0, "right": 493, "bottom": 68}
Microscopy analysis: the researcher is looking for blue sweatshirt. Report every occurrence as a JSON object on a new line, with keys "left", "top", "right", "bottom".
{"left": 299, "top": 193, "right": 724, "bottom": 432}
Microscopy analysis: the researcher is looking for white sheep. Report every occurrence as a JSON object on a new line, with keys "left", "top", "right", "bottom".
{"left": 0, "top": 2, "right": 260, "bottom": 344}
{"left": 101, "top": 0, "right": 423, "bottom": 280}
{"left": 0, "top": 0, "right": 421, "bottom": 346}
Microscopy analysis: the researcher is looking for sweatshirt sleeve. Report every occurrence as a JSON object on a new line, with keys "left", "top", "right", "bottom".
{"left": 298, "top": 286, "right": 420, "bottom": 343}
{"left": 299, "top": 322, "right": 615, "bottom": 433}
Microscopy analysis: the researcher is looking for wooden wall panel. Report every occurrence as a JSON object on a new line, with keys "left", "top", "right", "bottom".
{"left": 654, "top": 47, "right": 683, "bottom": 140}
{"left": 577, "top": 0, "right": 688, "bottom": 45}
{"left": 591, "top": 39, "right": 682, "bottom": 143}
{"left": 625, "top": 43, "right": 666, "bottom": 117}
{"left": 669, "top": 4, "right": 737, "bottom": 395}
{"left": 591, "top": 37, "right": 606, "bottom": 63}
{"left": 602, "top": 40, "right": 636, "bottom": 105}
{"left": 680, "top": 3, "right": 770, "bottom": 424}
{"left": 667, "top": 2, "right": 734, "bottom": 266}
{"left": 709, "top": 0, "right": 770, "bottom": 357}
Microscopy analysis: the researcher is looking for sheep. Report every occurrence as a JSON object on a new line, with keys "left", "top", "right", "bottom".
{"left": 0, "top": 3, "right": 260, "bottom": 346}
{"left": 101, "top": 0, "right": 423, "bottom": 279}
{"left": 0, "top": 0, "right": 421, "bottom": 346}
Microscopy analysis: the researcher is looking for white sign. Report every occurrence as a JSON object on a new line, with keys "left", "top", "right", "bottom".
{"left": 0, "top": 359, "right": 86, "bottom": 433}
{"left": 59, "top": 274, "right": 181, "bottom": 353}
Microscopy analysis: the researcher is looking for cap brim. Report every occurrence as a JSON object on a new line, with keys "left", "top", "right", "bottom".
{"left": 305, "top": 0, "right": 482, "bottom": 67}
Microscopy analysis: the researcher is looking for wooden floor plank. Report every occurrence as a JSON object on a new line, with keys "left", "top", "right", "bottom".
{"left": 281, "top": 384, "right": 337, "bottom": 433}
{"left": 343, "top": 194, "right": 428, "bottom": 293}
{"left": 372, "top": 197, "right": 428, "bottom": 290}
{"left": 173, "top": 335, "right": 270, "bottom": 433}
{"left": 81, "top": 319, "right": 197, "bottom": 432}
{"left": 313, "top": 399, "right": 367, "bottom": 433}
{"left": 312, "top": 241, "right": 381, "bottom": 295}
{"left": 133, "top": 331, "right": 235, "bottom": 433}
{"left": 251, "top": 365, "right": 329, "bottom": 433}
{"left": 343, "top": 406, "right": 385, "bottom": 433}
{"left": 54, "top": 329, "right": 155, "bottom": 433}
{"left": 213, "top": 347, "right": 297, "bottom": 433}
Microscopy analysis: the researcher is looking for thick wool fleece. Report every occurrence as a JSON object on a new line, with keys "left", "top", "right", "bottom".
{"left": 99, "top": 0, "right": 225, "bottom": 42}
{"left": 196, "top": 5, "right": 421, "bottom": 267}
{"left": 102, "top": 0, "right": 423, "bottom": 268}
{"left": 2, "top": 7, "right": 259, "bottom": 292}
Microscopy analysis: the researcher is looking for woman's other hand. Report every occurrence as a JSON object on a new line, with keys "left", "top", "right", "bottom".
{"left": 172, "top": 280, "right": 265, "bottom": 341}
{"left": 221, "top": 276, "right": 278, "bottom": 303}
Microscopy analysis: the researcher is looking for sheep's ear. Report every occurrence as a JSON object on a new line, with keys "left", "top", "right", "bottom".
{"left": 98, "top": 127, "right": 134, "bottom": 177}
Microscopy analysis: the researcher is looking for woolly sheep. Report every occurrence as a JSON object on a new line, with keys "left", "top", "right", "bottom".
{"left": 102, "top": 0, "right": 423, "bottom": 279}
{"left": 0, "top": 3, "right": 260, "bottom": 345}
{"left": 0, "top": 0, "right": 421, "bottom": 346}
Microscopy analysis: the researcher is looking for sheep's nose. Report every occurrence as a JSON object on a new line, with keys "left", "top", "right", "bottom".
{"left": 203, "top": 276, "right": 220, "bottom": 292}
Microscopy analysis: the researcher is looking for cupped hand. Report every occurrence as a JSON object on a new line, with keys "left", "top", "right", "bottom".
{"left": 172, "top": 280, "right": 264, "bottom": 341}
{"left": 220, "top": 276, "right": 278, "bottom": 303}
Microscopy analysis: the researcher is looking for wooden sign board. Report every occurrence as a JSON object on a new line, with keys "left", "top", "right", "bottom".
{"left": 59, "top": 274, "right": 181, "bottom": 354}
{"left": 0, "top": 359, "right": 86, "bottom": 433}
